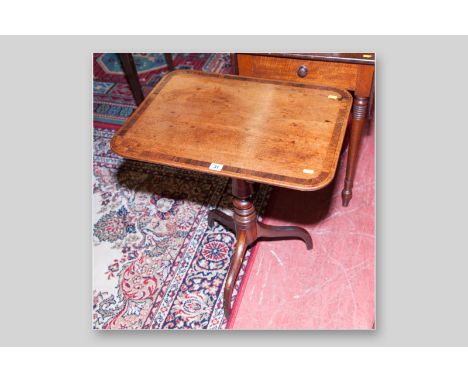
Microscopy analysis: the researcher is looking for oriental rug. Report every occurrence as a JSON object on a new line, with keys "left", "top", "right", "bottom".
{"left": 92, "top": 128, "right": 270, "bottom": 329}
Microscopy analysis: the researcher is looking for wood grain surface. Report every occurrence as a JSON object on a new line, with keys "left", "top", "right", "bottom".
{"left": 237, "top": 54, "right": 359, "bottom": 91}
{"left": 111, "top": 70, "right": 353, "bottom": 191}
{"left": 257, "top": 53, "right": 375, "bottom": 65}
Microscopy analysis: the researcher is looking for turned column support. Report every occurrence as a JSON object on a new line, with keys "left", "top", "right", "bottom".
{"left": 231, "top": 179, "right": 257, "bottom": 245}
{"left": 208, "top": 179, "right": 312, "bottom": 318}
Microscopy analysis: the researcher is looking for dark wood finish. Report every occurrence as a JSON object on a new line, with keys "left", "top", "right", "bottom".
{"left": 119, "top": 53, "right": 145, "bottom": 106}
{"left": 236, "top": 53, "right": 375, "bottom": 206}
{"left": 208, "top": 210, "right": 235, "bottom": 231}
{"left": 342, "top": 97, "right": 369, "bottom": 206}
{"left": 111, "top": 70, "right": 353, "bottom": 191}
{"left": 230, "top": 53, "right": 239, "bottom": 75}
{"left": 164, "top": 53, "right": 174, "bottom": 71}
{"left": 209, "top": 179, "right": 312, "bottom": 317}
{"left": 367, "top": 83, "right": 375, "bottom": 120}
{"left": 340, "top": 64, "right": 374, "bottom": 205}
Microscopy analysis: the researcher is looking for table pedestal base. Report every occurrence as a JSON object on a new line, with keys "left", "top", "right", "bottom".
{"left": 208, "top": 179, "right": 313, "bottom": 318}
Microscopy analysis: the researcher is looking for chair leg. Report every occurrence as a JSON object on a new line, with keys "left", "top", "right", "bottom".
{"left": 257, "top": 221, "right": 313, "bottom": 250}
{"left": 119, "top": 53, "right": 145, "bottom": 106}
{"left": 164, "top": 53, "right": 174, "bottom": 71}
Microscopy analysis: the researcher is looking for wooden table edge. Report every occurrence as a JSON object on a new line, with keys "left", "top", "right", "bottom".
{"left": 110, "top": 138, "right": 339, "bottom": 191}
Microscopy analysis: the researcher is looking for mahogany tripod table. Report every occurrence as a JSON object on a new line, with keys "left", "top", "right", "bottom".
{"left": 111, "top": 70, "right": 353, "bottom": 318}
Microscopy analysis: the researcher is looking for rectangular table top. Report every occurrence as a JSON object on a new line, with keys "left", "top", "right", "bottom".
{"left": 111, "top": 70, "right": 353, "bottom": 191}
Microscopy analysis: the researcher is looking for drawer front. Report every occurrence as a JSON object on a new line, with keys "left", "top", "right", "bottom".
{"left": 237, "top": 54, "right": 358, "bottom": 91}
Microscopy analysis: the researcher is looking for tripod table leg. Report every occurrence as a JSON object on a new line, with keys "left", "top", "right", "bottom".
{"left": 223, "top": 230, "right": 248, "bottom": 317}
{"left": 257, "top": 221, "right": 313, "bottom": 250}
{"left": 208, "top": 210, "right": 235, "bottom": 231}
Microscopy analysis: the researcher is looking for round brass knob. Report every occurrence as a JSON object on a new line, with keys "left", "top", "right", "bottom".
{"left": 297, "top": 65, "right": 308, "bottom": 78}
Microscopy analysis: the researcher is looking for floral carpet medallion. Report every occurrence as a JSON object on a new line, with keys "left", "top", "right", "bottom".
{"left": 93, "top": 128, "right": 270, "bottom": 329}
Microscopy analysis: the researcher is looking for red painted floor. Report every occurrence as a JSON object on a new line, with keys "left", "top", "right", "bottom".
{"left": 230, "top": 118, "right": 375, "bottom": 329}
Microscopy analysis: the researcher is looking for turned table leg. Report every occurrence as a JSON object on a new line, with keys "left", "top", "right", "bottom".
{"left": 223, "top": 180, "right": 256, "bottom": 317}
{"left": 223, "top": 231, "right": 248, "bottom": 317}
{"left": 257, "top": 222, "right": 312, "bottom": 249}
{"left": 341, "top": 96, "right": 369, "bottom": 207}
{"left": 210, "top": 179, "right": 313, "bottom": 318}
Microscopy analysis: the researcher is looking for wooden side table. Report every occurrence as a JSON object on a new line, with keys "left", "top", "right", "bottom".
{"left": 111, "top": 70, "right": 353, "bottom": 317}
{"left": 233, "top": 53, "right": 375, "bottom": 206}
